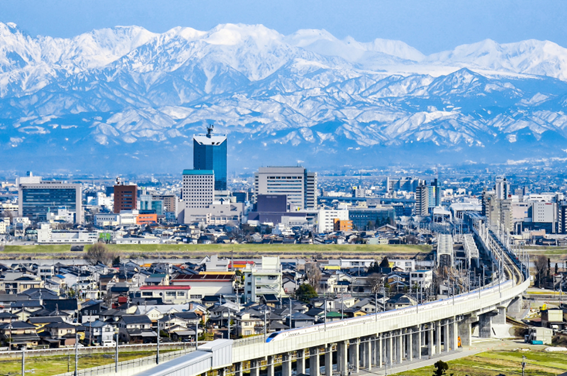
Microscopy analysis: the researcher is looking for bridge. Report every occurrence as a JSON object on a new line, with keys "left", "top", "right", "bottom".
{"left": 135, "top": 219, "right": 529, "bottom": 376}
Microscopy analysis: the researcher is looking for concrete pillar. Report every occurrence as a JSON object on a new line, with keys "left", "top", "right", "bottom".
{"left": 310, "top": 347, "right": 321, "bottom": 376}
{"left": 234, "top": 362, "right": 243, "bottom": 376}
{"left": 452, "top": 318, "right": 459, "bottom": 351}
{"left": 413, "top": 327, "right": 421, "bottom": 360}
{"left": 458, "top": 319, "right": 472, "bottom": 347}
{"left": 324, "top": 344, "right": 333, "bottom": 375}
{"left": 365, "top": 338, "right": 372, "bottom": 370}
{"left": 509, "top": 296, "right": 522, "bottom": 314}
{"left": 337, "top": 341, "right": 348, "bottom": 376}
{"left": 396, "top": 330, "right": 402, "bottom": 364}
{"left": 387, "top": 333, "right": 393, "bottom": 366}
{"left": 282, "top": 353, "right": 292, "bottom": 376}
{"left": 408, "top": 328, "right": 413, "bottom": 362}
{"left": 494, "top": 307, "right": 507, "bottom": 325}
{"left": 296, "top": 349, "right": 306, "bottom": 375}
{"left": 444, "top": 321, "right": 450, "bottom": 352}
{"left": 479, "top": 313, "right": 492, "bottom": 338}
{"left": 377, "top": 335, "right": 383, "bottom": 368}
{"left": 435, "top": 321, "right": 442, "bottom": 355}
{"left": 350, "top": 339, "right": 360, "bottom": 373}
{"left": 250, "top": 359, "right": 260, "bottom": 376}
{"left": 427, "top": 324, "right": 434, "bottom": 356}
{"left": 266, "top": 355, "right": 274, "bottom": 376}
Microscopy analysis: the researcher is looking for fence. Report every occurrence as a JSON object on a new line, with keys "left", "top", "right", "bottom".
{"left": 0, "top": 342, "right": 189, "bottom": 360}
{"left": 54, "top": 347, "right": 196, "bottom": 376}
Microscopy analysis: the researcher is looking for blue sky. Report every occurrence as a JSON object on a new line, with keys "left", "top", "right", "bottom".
{"left": 1, "top": 0, "right": 566, "bottom": 54}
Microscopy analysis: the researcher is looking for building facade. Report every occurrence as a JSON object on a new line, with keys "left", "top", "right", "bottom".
{"left": 254, "top": 166, "right": 317, "bottom": 210}
{"left": 18, "top": 180, "right": 83, "bottom": 224}
{"left": 317, "top": 209, "right": 349, "bottom": 233}
{"left": 193, "top": 126, "right": 227, "bottom": 191}
{"left": 113, "top": 185, "right": 137, "bottom": 214}
{"left": 182, "top": 170, "right": 215, "bottom": 209}
{"left": 415, "top": 183, "right": 428, "bottom": 216}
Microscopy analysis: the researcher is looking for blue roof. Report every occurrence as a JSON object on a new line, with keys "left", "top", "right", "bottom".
{"left": 183, "top": 169, "right": 214, "bottom": 175}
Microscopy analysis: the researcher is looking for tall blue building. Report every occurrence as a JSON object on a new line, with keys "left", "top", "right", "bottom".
{"left": 193, "top": 125, "right": 227, "bottom": 191}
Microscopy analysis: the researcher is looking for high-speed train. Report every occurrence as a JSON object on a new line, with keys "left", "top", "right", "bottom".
{"left": 265, "top": 279, "right": 514, "bottom": 343}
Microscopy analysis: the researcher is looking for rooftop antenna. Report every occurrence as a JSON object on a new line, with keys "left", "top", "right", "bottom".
{"left": 206, "top": 124, "right": 214, "bottom": 138}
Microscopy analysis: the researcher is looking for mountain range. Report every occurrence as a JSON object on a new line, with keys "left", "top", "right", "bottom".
{"left": 2, "top": 22, "right": 567, "bottom": 173}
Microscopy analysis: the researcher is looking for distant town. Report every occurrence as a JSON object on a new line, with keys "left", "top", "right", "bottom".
{"left": 0, "top": 126, "right": 564, "bottom": 376}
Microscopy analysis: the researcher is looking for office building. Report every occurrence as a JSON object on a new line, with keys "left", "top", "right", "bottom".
{"left": 387, "top": 177, "right": 422, "bottom": 194}
{"left": 348, "top": 206, "right": 395, "bottom": 230}
{"left": 415, "top": 183, "right": 428, "bottom": 216}
{"left": 318, "top": 209, "right": 349, "bottom": 233}
{"left": 247, "top": 194, "right": 306, "bottom": 225}
{"left": 18, "top": 179, "right": 83, "bottom": 224}
{"left": 254, "top": 166, "right": 317, "bottom": 210}
{"left": 495, "top": 177, "right": 511, "bottom": 200}
{"left": 428, "top": 178, "right": 442, "bottom": 208}
{"left": 113, "top": 184, "right": 137, "bottom": 214}
{"left": 182, "top": 170, "right": 215, "bottom": 209}
{"left": 153, "top": 194, "right": 179, "bottom": 214}
{"left": 193, "top": 125, "right": 227, "bottom": 191}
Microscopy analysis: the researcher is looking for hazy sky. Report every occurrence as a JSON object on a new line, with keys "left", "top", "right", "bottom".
{"left": 1, "top": 0, "right": 566, "bottom": 54}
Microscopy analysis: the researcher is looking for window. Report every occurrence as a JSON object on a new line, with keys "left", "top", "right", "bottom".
{"left": 166, "top": 292, "right": 176, "bottom": 297}
{"left": 142, "top": 292, "right": 152, "bottom": 297}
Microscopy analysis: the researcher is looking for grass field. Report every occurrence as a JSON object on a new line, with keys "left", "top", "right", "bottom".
{"left": 1, "top": 243, "right": 431, "bottom": 257}
{"left": 396, "top": 350, "right": 567, "bottom": 376}
{"left": 0, "top": 350, "right": 169, "bottom": 376}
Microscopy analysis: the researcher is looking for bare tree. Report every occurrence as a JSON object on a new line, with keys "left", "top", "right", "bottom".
{"left": 366, "top": 273, "right": 384, "bottom": 293}
{"left": 84, "top": 242, "right": 115, "bottom": 266}
{"left": 305, "top": 262, "right": 322, "bottom": 291}
{"left": 534, "top": 255, "right": 548, "bottom": 288}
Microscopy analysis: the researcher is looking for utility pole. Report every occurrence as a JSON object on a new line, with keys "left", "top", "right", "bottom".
{"left": 195, "top": 321, "right": 199, "bottom": 350}
{"left": 289, "top": 297, "right": 293, "bottom": 329}
{"left": 74, "top": 333, "right": 79, "bottom": 376}
{"left": 21, "top": 346, "right": 25, "bottom": 376}
{"left": 324, "top": 297, "right": 327, "bottom": 330}
{"left": 115, "top": 328, "right": 119, "bottom": 373}
{"left": 341, "top": 293, "right": 344, "bottom": 319}
{"left": 522, "top": 355, "right": 526, "bottom": 376}
{"left": 156, "top": 319, "right": 160, "bottom": 365}
{"left": 374, "top": 291, "right": 378, "bottom": 321}
{"left": 227, "top": 308, "right": 231, "bottom": 340}
{"left": 263, "top": 309, "right": 267, "bottom": 340}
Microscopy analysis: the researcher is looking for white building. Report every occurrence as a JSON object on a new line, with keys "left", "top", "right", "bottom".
{"left": 37, "top": 223, "right": 98, "bottom": 244}
{"left": 244, "top": 256, "right": 285, "bottom": 303}
{"left": 0, "top": 217, "right": 9, "bottom": 234}
{"left": 182, "top": 201, "right": 243, "bottom": 225}
{"left": 94, "top": 211, "right": 137, "bottom": 227}
{"left": 532, "top": 202, "right": 556, "bottom": 223}
{"left": 318, "top": 209, "right": 349, "bottom": 233}
{"left": 254, "top": 166, "right": 317, "bottom": 210}
{"left": 409, "top": 270, "right": 433, "bottom": 289}
{"left": 183, "top": 170, "right": 214, "bottom": 209}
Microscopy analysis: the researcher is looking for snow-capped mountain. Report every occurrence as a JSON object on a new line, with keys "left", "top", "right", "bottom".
{"left": 1, "top": 22, "right": 567, "bottom": 172}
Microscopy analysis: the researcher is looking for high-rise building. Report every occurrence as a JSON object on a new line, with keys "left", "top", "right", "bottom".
{"left": 387, "top": 177, "right": 423, "bottom": 194}
{"left": 193, "top": 125, "right": 227, "bottom": 191}
{"left": 254, "top": 166, "right": 317, "bottom": 210}
{"left": 18, "top": 179, "right": 83, "bottom": 224}
{"left": 495, "top": 177, "right": 511, "bottom": 200}
{"left": 114, "top": 184, "right": 137, "bottom": 214}
{"left": 415, "top": 183, "right": 428, "bottom": 216}
{"left": 182, "top": 170, "right": 215, "bottom": 209}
